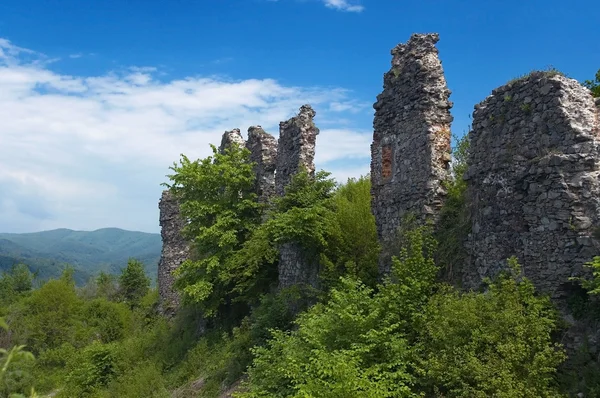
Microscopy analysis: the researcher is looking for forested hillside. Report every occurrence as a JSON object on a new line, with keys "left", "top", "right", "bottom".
{"left": 0, "top": 228, "right": 161, "bottom": 285}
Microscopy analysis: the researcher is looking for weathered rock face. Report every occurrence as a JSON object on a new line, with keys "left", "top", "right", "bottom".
{"left": 371, "top": 33, "right": 453, "bottom": 274}
{"left": 246, "top": 126, "right": 277, "bottom": 204}
{"left": 278, "top": 242, "right": 319, "bottom": 289}
{"left": 157, "top": 190, "right": 190, "bottom": 316}
{"left": 464, "top": 72, "right": 600, "bottom": 302}
{"left": 219, "top": 128, "right": 245, "bottom": 153}
{"left": 275, "top": 105, "right": 319, "bottom": 196}
{"left": 275, "top": 105, "right": 320, "bottom": 289}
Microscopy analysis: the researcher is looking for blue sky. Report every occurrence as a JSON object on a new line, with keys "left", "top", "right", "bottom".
{"left": 0, "top": 0, "right": 598, "bottom": 233}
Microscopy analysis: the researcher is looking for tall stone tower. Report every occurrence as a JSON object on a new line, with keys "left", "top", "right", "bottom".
{"left": 370, "top": 33, "right": 453, "bottom": 274}
{"left": 275, "top": 105, "right": 319, "bottom": 196}
{"left": 246, "top": 126, "right": 278, "bottom": 205}
{"left": 464, "top": 72, "right": 600, "bottom": 301}
{"left": 275, "top": 105, "right": 320, "bottom": 288}
{"left": 157, "top": 190, "right": 190, "bottom": 316}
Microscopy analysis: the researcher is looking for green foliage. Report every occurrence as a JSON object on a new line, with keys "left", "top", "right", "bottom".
{"left": 81, "top": 299, "right": 131, "bottom": 343}
{"left": 436, "top": 134, "right": 470, "bottom": 282}
{"left": 0, "top": 264, "right": 34, "bottom": 306}
{"left": 11, "top": 277, "right": 82, "bottom": 353}
{"left": 96, "top": 272, "right": 119, "bottom": 301}
{"left": 63, "top": 341, "right": 118, "bottom": 396}
{"left": 583, "top": 69, "right": 600, "bottom": 97}
{"left": 165, "top": 144, "right": 262, "bottom": 316}
{"left": 119, "top": 259, "right": 150, "bottom": 307}
{"left": 0, "top": 318, "right": 36, "bottom": 398}
{"left": 267, "top": 170, "right": 337, "bottom": 252}
{"left": 105, "top": 362, "right": 169, "bottom": 398}
{"left": 571, "top": 256, "right": 600, "bottom": 296}
{"left": 321, "top": 176, "right": 380, "bottom": 288}
{"left": 240, "top": 228, "right": 566, "bottom": 398}
{"left": 416, "top": 257, "right": 565, "bottom": 397}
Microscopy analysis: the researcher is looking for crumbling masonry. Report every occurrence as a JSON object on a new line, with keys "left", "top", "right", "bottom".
{"left": 157, "top": 190, "right": 190, "bottom": 316}
{"left": 275, "top": 105, "right": 319, "bottom": 196}
{"left": 246, "top": 126, "right": 278, "bottom": 205}
{"left": 463, "top": 72, "right": 600, "bottom": 302}
{"left": 370, "top": 33, "right": 453, "bottom": 274}
{"left": 219, "top": 128, "right": 245, "bottom": 153}
{"left": 158, "top": 108, "right": 319, "bottom": 309}
{"left": 276, "top": 105, "right": 320, "bottom": 289}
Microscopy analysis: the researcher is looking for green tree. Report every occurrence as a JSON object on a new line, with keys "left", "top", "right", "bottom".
{"left": 165, "top": 144, "right": 262, "bottom": 316}
{"left": 0, "top": 264, "right": 34, "bottom": 306}
{"left": 119, "top": 259, "right": 150, "bottom": 307}
{"left": 320, "top": 176, "right": 380, "bottom": 289}
{"left": 435, "top": 133, "right": 470, "bottom": 281}
{"left": 97, "top": 271, "right": 119, "bottom": 301}
{"left": 11, "top": 277, "right": 81, "bottom": 353}
{"left": 583, "top": 69, "right": 600, "bottom": 97}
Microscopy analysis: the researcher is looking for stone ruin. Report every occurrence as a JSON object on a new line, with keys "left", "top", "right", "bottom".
{"left": 157, "top": 190, "right": 190, "bottom": 316}
{"left": 157, "top": 106, "right": 319, "bottom": 313}
{"left": 219, "top": 128, "right": 245, "bottom": 153}
{"left": 158, "top": 31, "right": 600, "bottom": 356}
{"left": 247, "top": 126, "right": 278, "bottom": 205}
{"left": 275, "top": 105, "right": 319, "bottom": 196}
{"left": 463, "top": 72, "right": 600, "bottom": 301}
{"left": 370, "top": 33, "right": 453, "bottom": 274}
{"left": 275, "top": 105, "right": 320, "bottom": 289}
{"left": 369, "top": 33, "right": 600, "bottom": 352}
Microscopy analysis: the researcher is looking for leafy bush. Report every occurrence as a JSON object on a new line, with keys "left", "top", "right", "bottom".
{"left": 10, "top": 277, "right": 82, "bottom": 353}
{"left": 105, "top": 362, "right": 169, "bottom": 398}
{"left": 321, "top": 176, "right": 380, "bottom": 289}
{"left": 81, "top": 299, "right": 131, "bottom": 343}
{"left": 239, "top": 228, "right": 566, "bottom": 398}
{"left": 62, "top": 341, "right": 118, "bottom": 397}
{"left": 416, "top": 258, "right": 565, "bottom": 397}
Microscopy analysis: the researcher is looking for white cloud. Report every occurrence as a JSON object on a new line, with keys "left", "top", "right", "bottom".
{"left": 0, "top": 38, "right": 372, "bottom": 233}
{"left": 323, "top": 0, "right": 364, "bottom": 12}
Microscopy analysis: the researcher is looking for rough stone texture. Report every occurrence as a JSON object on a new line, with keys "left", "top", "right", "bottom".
{"left": 275, "top": 105, "right": 319, "bottom": 196}
{"left": 275, "top": 105, "right": 320, "bottom": 289}
{"left": 278, "top": 242, "right": 320, "bottom": 289}
{"left": 463, "top": 72, "right": 600, "bottom": 302}
{"left": 371, "top": 33, "right": 453, "bottom": 275}
{"left": 219, "top": 128, "right": 245, "bottom": 153}
{"left": 246, "top": 126, "right": 278, "bottom": 204}
{"left": 157, "top": 190, "right": 190, "bottom": 316}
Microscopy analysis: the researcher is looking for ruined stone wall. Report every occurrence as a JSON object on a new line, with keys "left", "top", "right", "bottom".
{"left": 370, "top": 33, "right": 453, "bottom": 274}
{"left": 275, "top": 105, "right": 320, "bottom": 288}
{"left": 246, "top": 126, "right": 277, "bottom": 204}
{"left": 275, "top": 105, "right": 319, "bottom": 196}
{"left": 219, "top": 128, "right": 245, "bottom": 153}
{"left": 464, "top": 72, "right": 600, "bottom": 302}
{"left": 157, "top": 190, "right": 190, "bottom": 316}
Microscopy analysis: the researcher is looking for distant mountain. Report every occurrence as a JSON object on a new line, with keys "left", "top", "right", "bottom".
{"left": 0, "top": 228, "right": 161, "bottom": 285}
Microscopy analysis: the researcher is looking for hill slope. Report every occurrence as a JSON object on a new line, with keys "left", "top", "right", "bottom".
{"left": 0, "top": 228, "right": 161, "bottom": 285}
